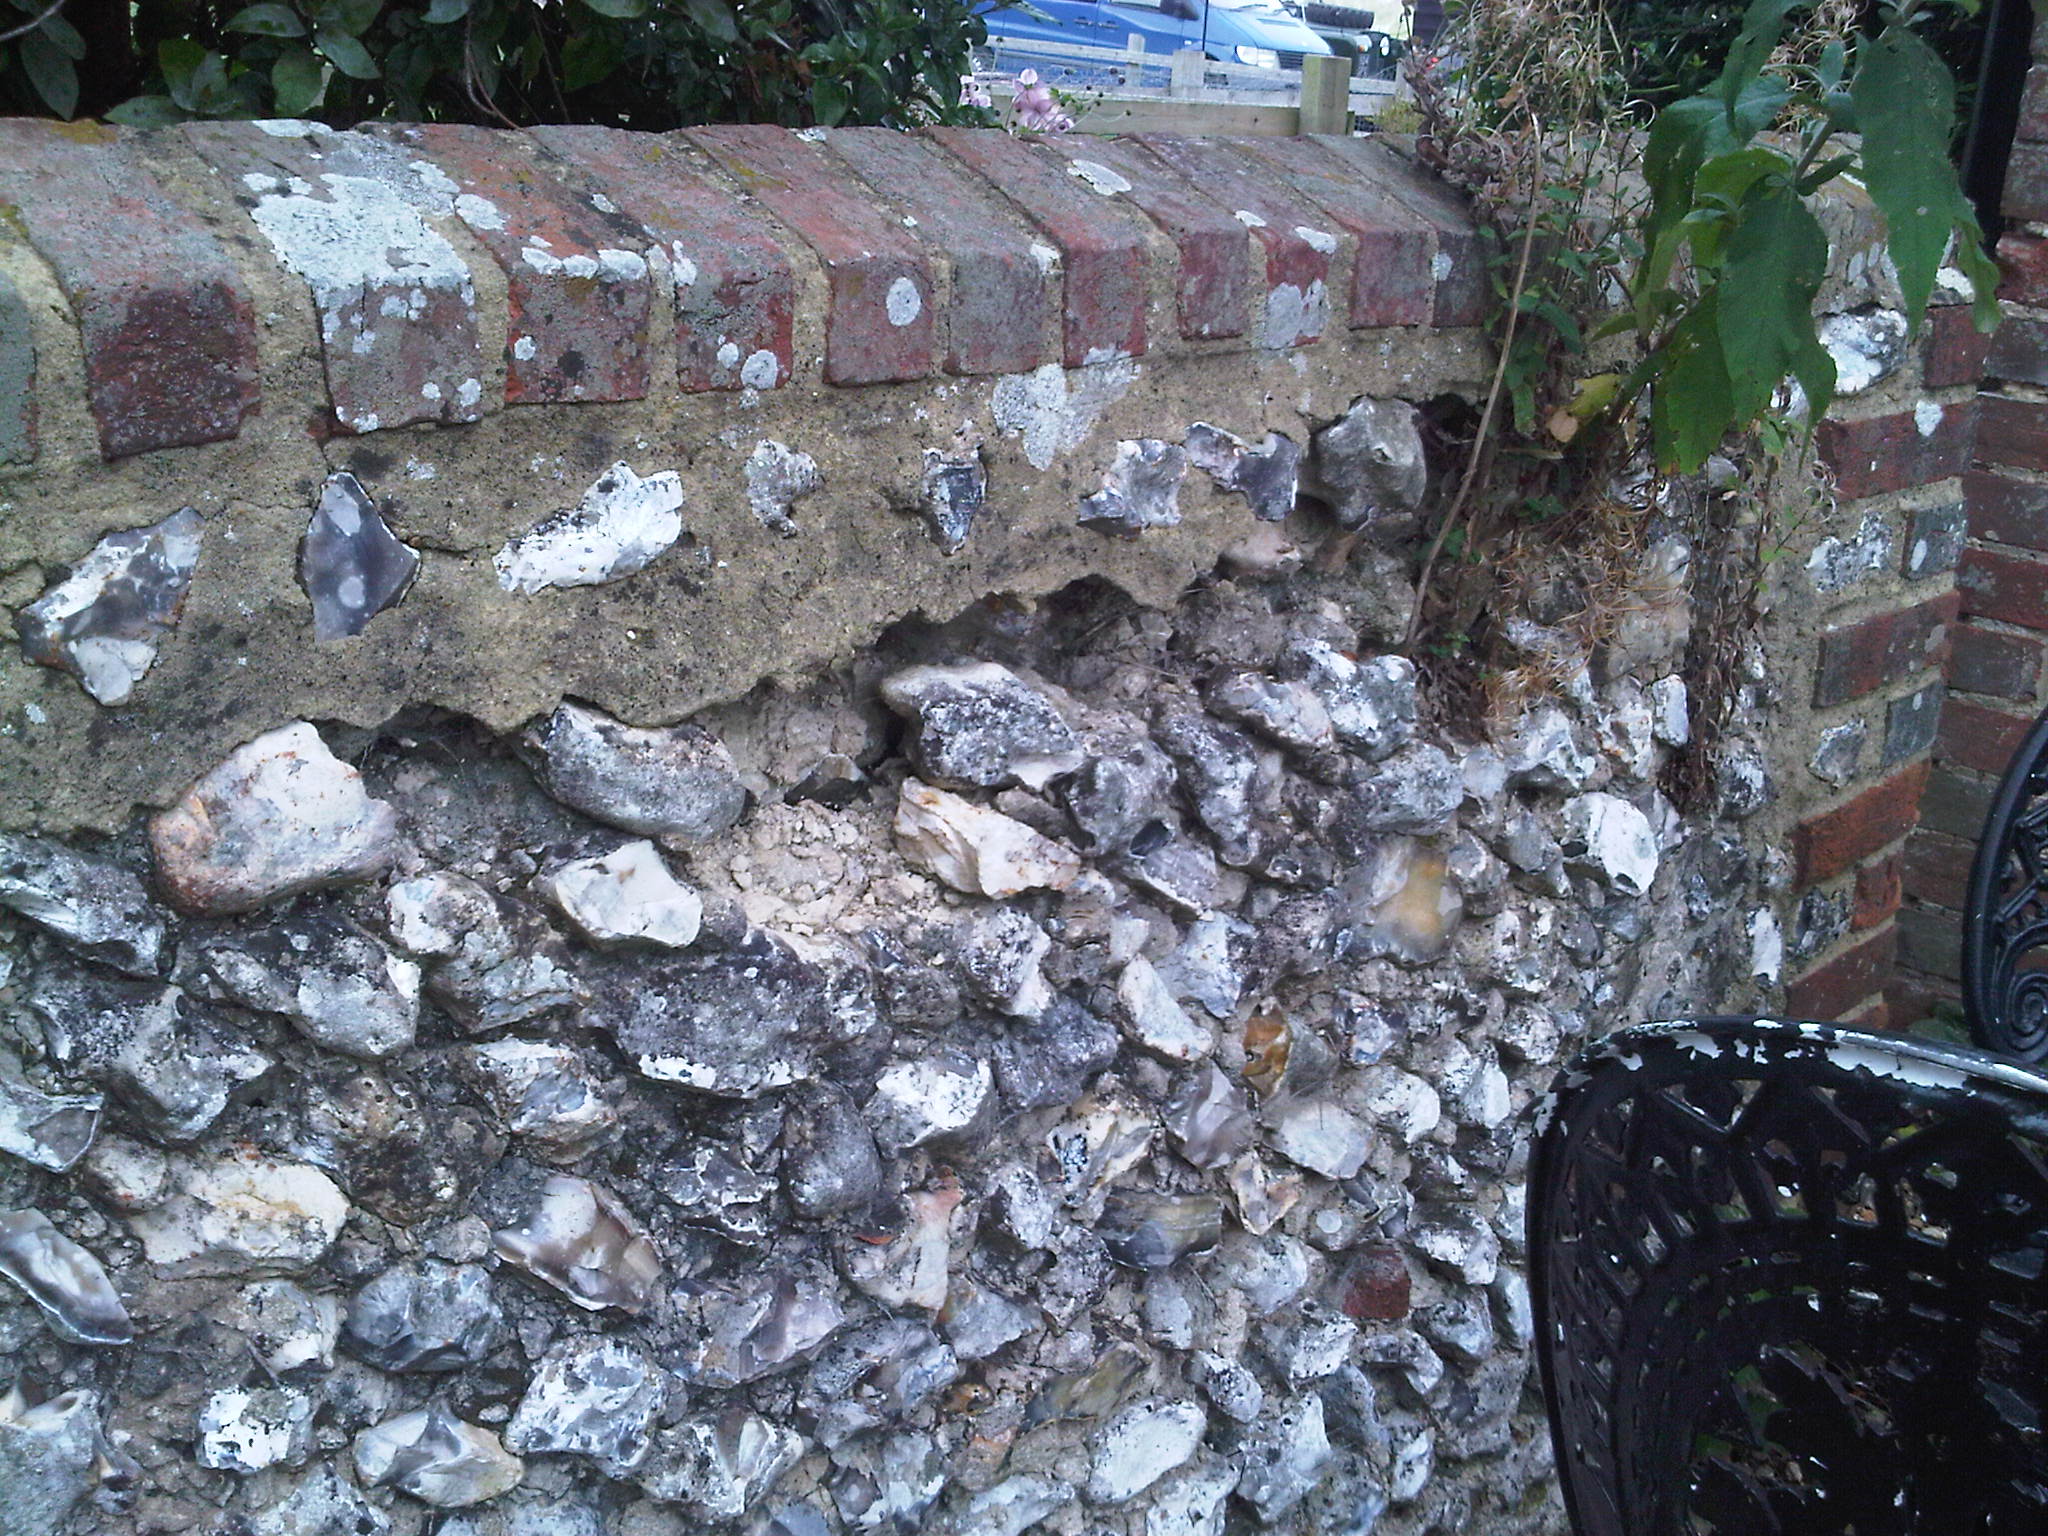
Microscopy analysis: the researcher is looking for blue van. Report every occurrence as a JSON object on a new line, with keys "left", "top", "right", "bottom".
{"left": 978, "top": 0, "right": 1333, "bottom": 87}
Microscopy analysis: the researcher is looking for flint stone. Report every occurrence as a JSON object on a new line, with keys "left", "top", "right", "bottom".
{"left": 493, "top": 462, "right": 683, "bottom": 594}
{"left": 507, "top": 1336, "right": 665, "bottom": 1475}
{"left": 423, "top": 889, "right": 584, "bottom": 1033}
{"left": 1499, "top": 705, "right": 1598, "bottom": 791}
{"left": 0, "top": 1386, "right": 104, "bottom": 1536}
{"left": 1210, "top": 672, "right": 1335, "bottom": 755}
{"left": 866, "top": 1048, "right": 993, "bottom": 1150}
{"left": 354, "top": 1405, "right": 524, "bottom": 1508}
{"left": 302, "top": 471, "right": 419, "bottom": 639}
{"left": 1282, "top": 642, "right": 1417, "bottom": 760}
{"left": 1306, "top": 397, "right": 1426, "bottom": 530}
{"left": 1350, "top": 744, "right": 1460, "bottom": 836}
{"left": 205, "top": 914, "right": 420, "bottom": 1059}
{"left": 0, "top": 834, "right": 163, "bottom": 977}
{"left": 953, "top": 1476, "right": 1076, "bottom": 1536}
{"left": 1408, "top": 1205, "right": 1500, "bottom": 1286}
{"left": 455, "top": 1040, "right": 617, "bottom": 1158}
{"left": 880, "top": 661, "right": 1082, "bottom": 790}
{"left": 127, "top": 1150, "right": 349, "bottom": 1274}
{"left": 344, "top": 1260, "right": 499, "bottom": 1372}
{"left": 654, "top": 1141, "right": 776, "bottom": 1242}
{"left": 242, "top": 1460, "right": 391, "bottom": 1536}
{"left": 939, "top": 1275, "right": 1037, "bottom": 1360}
{"left": 1184, "top": 422, "right": 1301, "bottom": 521}
{"left": 744, "top": 440, "right": 820, "bottom": 537}
{"left": 17, "top": 507, "right": 202, "bottom": 704}
{"left": 636, "top": 1407, "right": 803, "bottom": 1521}
{"left": 992, "top": 997, "right": 1120, "bottom": 1111}
{"left": 534, "top": 839, "right": 702, "bottom": 949}
{"left": 1116, "top": 954, "right": 1214, "bottom": 1062}
{"left": 522, "top": 702, "right": 747, "bottom": 845}
{"left": 957, "top": 905, "right": 1054, "bottom": 1017}
{"left": 895, "top": 778, "right": 1081, "bottom": 897}
{"left": 1060, "top": 736, "right": 1178, "bottom": 854}
{"left": 587, "top": 935, "right": 827, "bottom": 1097}
{"left": 830, "top": 1430, "right": 947, "bottom": 1531}
{"left": 1191, "top": 1350, "right": 1265, "bottom": 1423}
{"left": 491, "top": 1172, "right": 661, "bottom": 1313}
{"left": 0, "top": 1209, "right": 131, "bottom": 1345}
{"left": 781, "top": 1084, "right": 885, "bottom": 1219}
{"left": 197, "top": 1386, "right": 317, "bottom": 1472}
{"left": 1236, "top": 1392, "right": 1334, "bottom": 1522}
{"left": 28, "top": 969, "right": 268, "bottom": 1144}
{"left": 1165, "top": 1062, "right": 1256, "bottom": 1168}
{"left": 386, "top": 870, "right": 497, "bottom": 958}
{"left": 0, "top": 1075, "right": 101, "bottom": 1173}
{"left": 1561, "top": 793, "right": 1660, "bottom": 897}
{"left": 1145, "top": 1459, "right": 1239, "bottom": 1536}
{"left": 1099, "top": 1191, "right": 1224, "bottom": 1269}
{"left": 801, "top": 1315, "right": 958, "bottom": 1446}
{"left": 840, "top": 1183, "right": 959, "bottom": 1312}
{"left": 692, "top": 1268, "right": 847, "bottom": 1388}
{"left": 1080, "top": 438, "right": 1188, "bottom": 533}
{"left": 1154, "top": 708, "right": 1262, "bottom": 863}
{"left": 1263, "top": 1305, "right": 1359, "bottom": 1384}
{"left": 149, "top": 722, "right": 400, "bottom": 914}
{"left": 218, "top": 1278, "right": 342, "bottom": 1374}
{"left": 917, "top": 446, "right": 986, "bottom": 551}
{"left": 1087, "top": 1399, "right": 1208, "bottom": 1504}
{"left": 1159, "top": 913, "right": 1250, "bottom": 1019}
{"left": 1264, "top": 1097, "right": 1372, "bottom": 1179}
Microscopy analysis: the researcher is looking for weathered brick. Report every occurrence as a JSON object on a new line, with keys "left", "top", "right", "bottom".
{"left": 188, "top": 120, "right": 486, "bottom": 436}
{"left": 1785, "top": 924, "right": 1897, "bottom": 1019}
{"left": 1817, "top": 402, "right": 1976, "bottom": 499}
{"left": 0, "top": 265, "right": 32, "bottom": 465}
{"left": 536, "top": 126, "right": 793, "bottom": 395}
{"left": 1904, "top": 828, "right": 1976, "bottom": 912}
{"left": 1927, "top": 303, "right": 1993, "bottom": 386}
{"left": 1894, "top": 904, "right": 1962, "bottom": 984}
{"left": 1794, "top": 761, "right": 1931, "bottom": 885}
{"left": 1965, "top": 468, "right": 2048, "bottom": 550}
{"left": 1998, "top": 233, "right": 2048, "bottom": 309}
{"left": 1882, "top": 683, "right": 1944, "bottom": 767}
{"left": 926, "top": 127, "right": 1155, "bottom": 366}
{"left": 824, "top": 127, "right": 1051, "bottom": 377}
{"left": 687, "top": 125, "right": 933, "bottom": 386}
{"left": 1841, "top": 995, "right": 1891, "bottom": 1032}
{"left": 2006, "top": 143, "right": 2048, "bottom": 225}
{"left": 1960, "top": 545, "right": 2048, "bottom": 629}
{"left": 1918, "top": 764, "right": 1995, "bottom": 840}
{"left": 1138, "top": 135, "right": 1345, "bottom": 346}
{"left": 1949, "top": 620, "right": 2043, "bottom": 700}
{"left": 1886, "top": 971, "right": 1956, "bottom": 1031}
{"left": 1987, "top": 312, "right": 2048, "bottom": 388}
{"left": 1224, "top": 134, "right": 1435, "bottom": 329}
{"left": 1853, "top": 852, "right": 1903, "bottom": 930}
{"left": 1902, "top": 501, "right": 1967, "bottom": 580}
{"left": 1811, "top": 592, "right": 1958, "bottom": 707}
{"left": 1307, "top": 134, "right": 1486, "bottom": 326}
{"left": 1935, "top": 694, "right": 2033, "bottom": 776}
{"left": 0, "top": 120, "right": 257, "bottom": 457}
{"left": 1975, "top": 393, "right": 2048, "bottom": 473}
{"left": 377, "top": 123, "right": 655, "bottom": 405}
{"left": 1037, "top": 135, "right": 1249, "bottom": 343}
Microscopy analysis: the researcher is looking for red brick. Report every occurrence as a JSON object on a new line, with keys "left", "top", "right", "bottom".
{"left": 1037, "top": 135, "right": 1249, "bottom": 342}
{"left": 2007, "top": 142, "right": 2048, "bottom": 224}
{"left": 1339, "top": 1243, "right": 1411, "bottom": 1320}
{"left": 376, "top": 124, "right": 656, "bottom": 405}
{"left": 1998, "top": 233, "right": 2048, "bottom": 309}
{"left": 1904, "top": 828, "right": 1976, "bottom": 912}
{"left": 1976, "top": 392, "right": 2048, "bottom": 473}
{"left": 1928, "top": 303, "right": 1994, "bottom": 386}
{"left": 1794, "top": 761, "right": 1931, "bottom": 885}
{"left": 0, "top": 120, "right": 257, "bottom": 458}
{"left": 687, "top": 125, "right": 934, "bottom": 386}
{"left": 1987, "top": 313, "right": 2048, "bottom": 388}
{"left": 1886, "top": 971, "right": 1956, "bottom": 1030}
{"left": 1950, "top": 620, "right": 2044, "bottom": 700}
{"left": 1894, "top": 903, "right": 1962, "bottom": 984}
{"left": 1818, "top": 403, "right": 1976, "bottom": 498}
{"left": 1138, "top": 135, "right": 1342, "bottom": 346}
{"left": 188, "top": 120, "right": 486, "bottom": 436}
{"left": 1935, "top": 695, "right": 2033, "bottom": 775}
{"left": 1960, "top": 545, "right": 2048, "bottom": 629}
{"left": 1786, "top": 924, "right": 1897, "bottom": 1020}
{"left": 1841, "top": 995, "right": 1892, "bottom": 1032}
{"left": 1853, "top": 852, "right": 1903, "bottom": 930}
{"left": 1308, "top": 134, "right": 1487, "bottom": 326}
{"left": 926, "top": 127, "right": 1155, "bottom": 366}
{"left": 1224, "top": 134, "right": 1435, "bottom": 329}
{"left": 0, "top": 267, "right": 32, "bottom": 465}
{"left": 1965, "top": 469, "right": 2048, "bottom": 552}
{"left": 1811, "top": 592, "right": 1958, "bottom": 707}
{"left": 535, "top": 125, "right": 795, "bottom": 394}
{"left": 824, "top": 128, "right": 1050, "bottom": 377}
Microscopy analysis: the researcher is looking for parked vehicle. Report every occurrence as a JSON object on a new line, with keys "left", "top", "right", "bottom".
{"left": 1284, "top": 1, "right": 1406, "bottom": 77}
{"left": 977, "top": 0, "right": 1332, "bottom": 89}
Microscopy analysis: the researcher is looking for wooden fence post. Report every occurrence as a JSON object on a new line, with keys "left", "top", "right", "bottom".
{"left": 1299, "top": 53, "right": 1352, "bottom": 136}
{"left": 1170, "top": 48, "right": 1206, "bottom": 98}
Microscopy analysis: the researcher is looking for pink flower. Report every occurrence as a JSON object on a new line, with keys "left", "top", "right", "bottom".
{"left": 959, "top": 74, "right": 993, "bottom": 109}
{"left": 1011, "top": 69, "right": 1073, "bottom": 133}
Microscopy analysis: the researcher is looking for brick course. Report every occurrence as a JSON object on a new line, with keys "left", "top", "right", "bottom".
{"left": 1818, "top": 403, "right": 1976, "bottom": 499}
{"left": 1811, "top": 593, "right": 1959, "bottom": 707}
{"left": 1786, "top": 925, "right": 1899, "bottom": 1020}
{"left": 1794, "top": 762, "right": 1932, "bottom": 886}
{"left": 1949, "top": 621, "right": 2043, "bottom": 699}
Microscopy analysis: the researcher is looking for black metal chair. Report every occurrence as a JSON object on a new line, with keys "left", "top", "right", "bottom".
{"left": 1965, "top": 708, "right": 2048, "bottom": 1061}
{"left": 1529, "top": 1016, "right": 2048, "bottom": 1535}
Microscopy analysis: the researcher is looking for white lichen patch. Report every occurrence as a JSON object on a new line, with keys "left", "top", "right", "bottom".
{"left": 494, "top": 463, "right": 686, "bottom": 595}
{"left": 990, "top": 359, "right": 1140, "bottom": 471}
{"left": 886, "top": 276, "right": 923, "bottom": 327}
{"left": 1260, "top": 280, "right": 1329, "bottom": 349}
{"left": 1067, "top": 159, "right": 1133, "bottom": 196}
{"left": 1293, "top": 225, "right": 1338, "bottom": 254}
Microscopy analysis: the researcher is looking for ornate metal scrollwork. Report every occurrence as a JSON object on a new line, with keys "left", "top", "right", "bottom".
{"left": 1531, "top": 1018, "right": 2048, "bottom": 1536}
{"left": 1965, "top": 709, "right": 2048, "bottom": 1061}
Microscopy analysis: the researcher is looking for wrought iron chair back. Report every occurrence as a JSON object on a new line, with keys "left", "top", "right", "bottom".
{"left": 1530, "top": 1016, "right": 2048, "bottom": 1536}
{"left": 1965, "top": 707, "right": 2048, "bottom": 1060}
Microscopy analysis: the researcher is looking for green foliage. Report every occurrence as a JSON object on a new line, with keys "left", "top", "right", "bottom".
{"left": 0, "top": 0, "right": 992, "bottom": 130}
{"left": 1623, "top": 0, "right": 1999, "bottom": 474}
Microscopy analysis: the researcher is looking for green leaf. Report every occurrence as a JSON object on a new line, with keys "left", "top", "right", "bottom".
{"left": 424, "top": 0, "right": 471, "bottom": 21}
{"left": 20, "top": 30, "right": 76, "bottom": 117}
{"left": 272, "top": 47, "right": 327, "bottom": 112}
{"left": 811, "top": 74, "right": 851, "bottom": 126}
{"left": 561, "top": 27, "right": 622, "bottom": 91}
{"left": 678, "top": 0, "right": 740, "bottom": 41}
{"left": 314, "top": 27, "right": 379, "bottom": 78}
{"left": 1854, "top": 28, "right": 1969, "bottom": 325}
{"left": 1652, "top": 292, "right": 1735, "bottom": 474}
{"left": 1715, "top": 0, "right": 1797, "bottom": 124}
{"left": 229, "top": 4, "right": 307, "bottom": 37}
{"left": 579, "top": 0, "right": 649, "bottom": 15}
{"left": 1716, "top": 181, "right": 1831, "bottom": 422}
{"left": 38, "top": 12, "right": 84, "bottom": 59}
{"left": 158, "top": 38, "right": 207, "bottom": 108}
{"left": 105, "top": 94, "right": 189, "bottom": 126}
